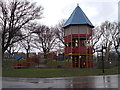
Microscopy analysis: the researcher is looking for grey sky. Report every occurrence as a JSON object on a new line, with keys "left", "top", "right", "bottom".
{"left": 29, "top": 0, "right": 119, "bottom": 27}
{"left": 118, "top": 1, "right": 120, "bottom": 22}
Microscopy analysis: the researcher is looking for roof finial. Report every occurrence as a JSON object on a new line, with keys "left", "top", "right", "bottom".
{"left": 77, "top": 3, "right": 79, "bottom": 6}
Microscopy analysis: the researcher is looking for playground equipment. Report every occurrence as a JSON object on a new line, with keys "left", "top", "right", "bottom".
{"left": 38, "top": 49, "right": 64, "bottom": 60}
{"left": 63, "top": 5, "right": 94, "bottom": 68}
{"left": 13, "top": 54, "right": 39, "bottom": 69}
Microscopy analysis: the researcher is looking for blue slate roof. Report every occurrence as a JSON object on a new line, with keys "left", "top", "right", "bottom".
{"left": 64, "top": 6, "right": 94, "bottom": 28}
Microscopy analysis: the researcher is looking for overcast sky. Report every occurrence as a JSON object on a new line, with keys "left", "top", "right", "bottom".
{"left": 118, "top": 1, "right": 120, "bottom": 22}
{"left": 29, "top": 0, "right": 119, "bottom": 27}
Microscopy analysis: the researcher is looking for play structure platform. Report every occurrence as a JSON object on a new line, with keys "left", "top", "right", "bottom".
{"left": 13, "top": 55, "right": 39, "bottom": 69}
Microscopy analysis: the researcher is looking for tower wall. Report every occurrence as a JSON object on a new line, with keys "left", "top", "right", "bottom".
{"left": 64, "top": 25, "right": 93, "bottom": 68}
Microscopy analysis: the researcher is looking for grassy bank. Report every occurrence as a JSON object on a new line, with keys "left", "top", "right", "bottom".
{"left": 2, "top": 66, "right": 119, "bottom": 78}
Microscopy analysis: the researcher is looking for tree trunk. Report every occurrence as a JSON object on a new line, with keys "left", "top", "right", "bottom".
{"left": 43, "top": 49, "right": 49, "bottom": 59}
{"left": 26, "top": 49, "right": 29, "bottom": 59}
{"left": 44, "top": 53, "right": 47, "bottom": 59}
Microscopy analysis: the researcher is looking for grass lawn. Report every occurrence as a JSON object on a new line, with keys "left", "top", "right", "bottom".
{"left": 2, "top": 66, "right": 119, "bottom": 78}
{"left": 2, "top": 59, "right": 119, "bottom": 78}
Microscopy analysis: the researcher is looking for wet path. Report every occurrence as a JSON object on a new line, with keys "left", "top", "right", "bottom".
{"left": 2, "top": 75, "right": 119, "bottom": 88}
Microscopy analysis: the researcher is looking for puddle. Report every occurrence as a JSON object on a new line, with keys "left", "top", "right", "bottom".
{"left": 2, "top": 75, "right": 118, "bottom": 88}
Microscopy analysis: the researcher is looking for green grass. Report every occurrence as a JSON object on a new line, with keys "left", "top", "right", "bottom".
{"left": 2, "top": 67, "right": 119, "bottom": 78}
{"left": 2, "top": 59, "right": 119, "bottom": 78}
{"left": 46, "top": 60, "right": 66, "bottom": 68}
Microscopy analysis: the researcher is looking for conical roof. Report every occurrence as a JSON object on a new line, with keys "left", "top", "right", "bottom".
{"left": 64, "top": 5, "right": 94, "bottom": 28}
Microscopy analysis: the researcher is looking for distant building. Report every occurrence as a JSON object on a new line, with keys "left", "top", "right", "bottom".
{"left": 37, "top": 49, "right": 64, "bottom": 61}
{"left": 29, "top": 52, "right": 36, "bottom": 57}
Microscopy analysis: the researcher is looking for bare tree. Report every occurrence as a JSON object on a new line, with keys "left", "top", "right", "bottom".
{"left": 110, "top": 22, "right": 120, "bottom": 58}
{"left": 92, "top": 26, "right": 104, "bottom": 52}
{"left": 19, "top": 23, "right": 37, "bottom": 59}
{"left": 54, "top": 19, "right": 66, "bottom": 48}
{"left": 0, "top": 0, "right": 43, "bottom": 65}
{"left": 19, "top": 33, "right": 31, "bottom": 59}
{"left": 7, "top": 42, "right": 21, "bottom": 55}
{"left": 93, "top": 21, "right": 119, "bottom": 60}
{"left": 100, "top": 21, "right": 117, "bottom": 61}
{"left": 32, "top": 25, "right": 58, "bottom": 58}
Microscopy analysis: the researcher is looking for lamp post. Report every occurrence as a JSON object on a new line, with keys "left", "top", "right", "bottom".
{"left": 101, "top": 46, "right": 107, "bottom": 73}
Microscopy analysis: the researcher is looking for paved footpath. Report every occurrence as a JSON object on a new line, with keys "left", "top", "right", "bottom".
{"left": 1, "top": 75, "right": 119, "bottom": 88}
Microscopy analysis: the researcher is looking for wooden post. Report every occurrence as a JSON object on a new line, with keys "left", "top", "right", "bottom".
{"left": 70, "top": 26, "right": 73, "bottom": 68}
{"left": 78, "top": 25, "right": 80, "bottom": 68}
{"left": 86, "top": 27, "right": 89, "bottom": 68}
{"left": 85, "top": 28, "right": 87, "bottom": 68}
